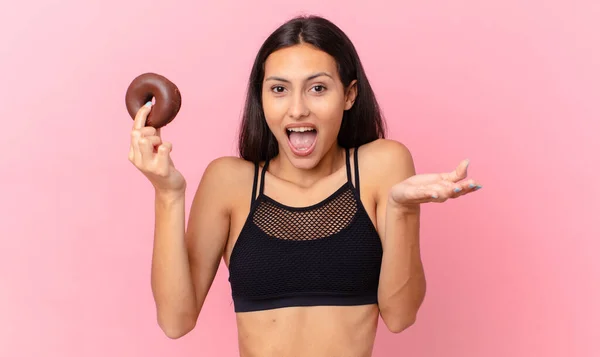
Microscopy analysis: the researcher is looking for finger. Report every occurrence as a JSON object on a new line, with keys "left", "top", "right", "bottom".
{"left": 139, "top": 126, "right": 157, "bottom": 137}
{"left": 417, "top": 183, "right": 464, "bottom": 203}
{"left": 138, "top": 137, "right": 154, "bottom": 165}
{"left": 444, "top": 179, "right": 483, "bottom": 199}
{"left": 143, "top": 135, "right": 162, "bottom": 149}
{"left": 130, "top": 129, "right": 143, "bottom": 165}
{"left": 154, "top": 142, "right": 173, "bottom": 172}
{"left": 133, "top": 101, "right": 153, "bottom": 130}
{"left": 442, "top": 159, "right": 470, "bottom": 183}
{"left": 156, "top": 142, "right": 172, "bottom": 161}
{"left": 409, "top": 177, "right": 483, "bottom": 205}
{"left": 402, "top": 183, "right": 447, "bottom": 203}
{"left": 463, "top": 180, "right": 483, "bottom": 193}
{"left": 128, "top": 142, "right": 134, "bottom": 162}
{"left": 428, "top": 183, "right": 453, "bottom": 203}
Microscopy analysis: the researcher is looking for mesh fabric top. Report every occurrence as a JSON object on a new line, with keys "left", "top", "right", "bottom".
{"left": 228, "top": 147, "right": 383, "bottom": 313}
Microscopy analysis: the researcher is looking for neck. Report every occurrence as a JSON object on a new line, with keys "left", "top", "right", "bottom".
{"left": 269, "top": 144, "right": 345, "bottom": 188}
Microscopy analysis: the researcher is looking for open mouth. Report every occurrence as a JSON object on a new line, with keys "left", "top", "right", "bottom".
{"left": 286, "top": 126, "right": 318, "bottom": 156}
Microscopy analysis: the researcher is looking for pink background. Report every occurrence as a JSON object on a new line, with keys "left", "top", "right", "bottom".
{"left": 1, "top": 0, "right": 598, "bottom": 356}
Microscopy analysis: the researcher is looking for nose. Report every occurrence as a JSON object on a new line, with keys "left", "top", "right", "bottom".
{"left": 287, "top": 92, "right": 310, "bottom": 120}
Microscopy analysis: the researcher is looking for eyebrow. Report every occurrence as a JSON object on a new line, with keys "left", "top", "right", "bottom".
{"left": 264, "top": 72, "right": 333, "bottom": 83}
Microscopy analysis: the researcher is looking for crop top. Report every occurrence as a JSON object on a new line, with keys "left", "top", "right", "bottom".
{"left": 227, "top": 146, "right": 383, "bottom": 313}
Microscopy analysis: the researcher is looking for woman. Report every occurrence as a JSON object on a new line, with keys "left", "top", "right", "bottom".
{"left": 128, "top": 15, "right": 481, "bottom": 357}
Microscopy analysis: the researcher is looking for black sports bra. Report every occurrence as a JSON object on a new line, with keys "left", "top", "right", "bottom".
{"left": 228, "top": 146, "right": 383, "bottom": 313}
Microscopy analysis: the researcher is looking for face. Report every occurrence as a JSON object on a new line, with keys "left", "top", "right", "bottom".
{"left": 261, "top": 43, "right": 357, "bottom": 169}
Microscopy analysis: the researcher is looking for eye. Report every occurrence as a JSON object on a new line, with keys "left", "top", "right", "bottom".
{"left": 311, "top": 85, "right": 326, "bottom": 93}
{"left": 271, "top": 86, "right": 285, "bottom": 93}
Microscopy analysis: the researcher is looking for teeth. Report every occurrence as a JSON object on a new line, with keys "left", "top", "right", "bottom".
{"left": 286, "top": 127, "right": 315, "bottom": 133}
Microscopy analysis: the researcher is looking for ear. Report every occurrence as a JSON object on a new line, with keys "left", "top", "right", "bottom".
{"left": 344, "top": 80, "right": 358, "bottom": 110}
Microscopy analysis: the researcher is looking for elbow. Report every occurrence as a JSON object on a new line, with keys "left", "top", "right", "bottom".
{"left": 379, "top": 275, "right": 426, "bottom": 334}
{"left": 161, "top": 322, "right": 195, "bottom": 340}
{"left": 157, "top": 313, "right": 197, "bottom": 339}
{"left": 382, "top": 312, "right": 417, "bottom": 334}
{"left": 379, "top": 298, "right": 423, "bottom": 334}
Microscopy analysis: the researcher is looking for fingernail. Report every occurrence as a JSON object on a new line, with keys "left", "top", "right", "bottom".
{"left": 454, "top": 187, "right": 462, "bottom": 193}
{"left": 475, "top": 185, "right": 482, "bottom": 190}
{"left": 469, "top": 183, "right": 475, "bottom": 188}
{"left": 145, "top": 101, "right": 152, "bottom": 107}
{"left": 466, "top": 159, "right": 470, "bottom": 167}
{"left": 432, "top": 194, "right": 439, "bottom": 198}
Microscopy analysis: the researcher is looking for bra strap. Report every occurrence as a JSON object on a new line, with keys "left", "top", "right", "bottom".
{"left": 345, "top": 147, "right": 353, "bottom": 184}
{"left": 258, "top": 158, "right": 270, "bottom": 195}
{"left": 250, "top": 162, "right": 259, "bottom": 206}
{"left": 353, "top": 146, "right": 361, "bottom": 197}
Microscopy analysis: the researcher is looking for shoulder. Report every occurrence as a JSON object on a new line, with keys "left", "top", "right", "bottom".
{"left": 359, "top": 138, "right": 412, "bottom": 159}
{"left": 356, "top": 139, "right": 416, "bottom": 198}
{"left": 194, "top": 156, "right": 257, "bottom": 208}
{"left": 358, "top": 138, "right": 415, "bottom": 178}
{"left": 202, "top": 156, "right": 255, "bottom": 182}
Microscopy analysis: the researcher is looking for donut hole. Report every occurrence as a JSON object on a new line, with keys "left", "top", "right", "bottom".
{"left": 141, "top": 94, "right": 157, "bottom": 106}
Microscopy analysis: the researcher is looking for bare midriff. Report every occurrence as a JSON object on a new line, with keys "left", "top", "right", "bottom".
{"left": 235, "top": 304, "right": 380, "bottom": 357}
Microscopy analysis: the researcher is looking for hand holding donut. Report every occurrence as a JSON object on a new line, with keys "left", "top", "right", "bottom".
{"left": 128, "top": 102, "right": 186, "bottom": 194}
{"left": 126, "top": 72, "right": 186, "bottom": 194}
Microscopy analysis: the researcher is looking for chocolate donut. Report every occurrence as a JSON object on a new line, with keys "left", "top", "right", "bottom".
{"left": 125, "top": 72, "right": 182, "bottom": 128}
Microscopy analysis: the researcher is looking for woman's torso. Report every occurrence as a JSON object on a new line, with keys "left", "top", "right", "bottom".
{"left": 234, "top": 304, "right": 379, "bottom": 357}
{"left": 221, "top": 146, "right": 383, "bottom": 357}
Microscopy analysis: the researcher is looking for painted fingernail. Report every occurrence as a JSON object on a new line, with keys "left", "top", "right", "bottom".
{"left": 454, "top": 187, "right": 462, "bottom": 193}
{"left": 432, "top": 194, "right": 439, "bottom": 198}
{"left": 469, "top": 183, "right": 475, "bottom": 188}
{"left": 145, "top": 101, "right": 152, "bottom": 107}
{"left": 475, "top": 185, "right": 482, "bottom": 190}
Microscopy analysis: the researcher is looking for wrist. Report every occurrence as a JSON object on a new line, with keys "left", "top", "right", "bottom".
{"left": 155, "top": 187, "right": 186, "bottom": 203}
{"left": 387, "top": 194, "right": 420, "bottom": 216}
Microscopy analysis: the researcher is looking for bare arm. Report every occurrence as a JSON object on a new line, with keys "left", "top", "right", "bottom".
{"left": 151, "top": 189, "right": 195, "bottom": 338}
{"left": 371, "top": 139, "right": 479, "bottom": 333}
{"left": 150, "top": 157, "right": 234, "bottom": 339}
{"left": 370, "top": 140, "right": 427, "bottom": 333}
{"left": 184, "top": 157, "right": 235, "bottom": 318}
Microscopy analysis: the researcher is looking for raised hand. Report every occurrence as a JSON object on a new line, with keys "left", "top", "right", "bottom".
{"left": 128, "top": 102, "right": 186, "bottom": 194}
{"left": 389, "top": 159, "right": 482, "bottom": 206}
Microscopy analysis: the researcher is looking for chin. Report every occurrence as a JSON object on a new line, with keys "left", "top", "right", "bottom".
{"left": 283, "top": 148, "right": 321, "bottom": 170}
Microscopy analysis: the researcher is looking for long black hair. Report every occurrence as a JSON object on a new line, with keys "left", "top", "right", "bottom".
{"left": 238, "top": 15, "right": 386, "bottom": 163}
